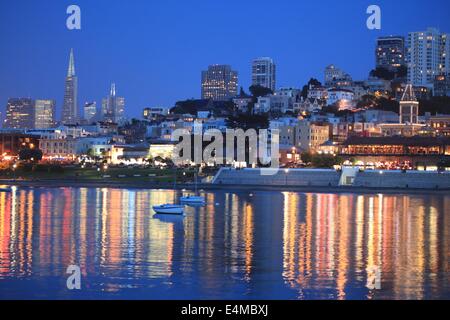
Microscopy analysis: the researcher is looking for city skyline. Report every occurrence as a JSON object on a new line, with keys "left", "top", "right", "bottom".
{"left": 1, "top": 0, "right": 450, "bottom": 121}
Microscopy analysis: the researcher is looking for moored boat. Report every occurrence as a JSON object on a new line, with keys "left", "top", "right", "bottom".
{"left": 180, "top": 195, "right": 206, "bottom": 204}
{"left": 153, "top": 204, "right": 184, "bottom": 215}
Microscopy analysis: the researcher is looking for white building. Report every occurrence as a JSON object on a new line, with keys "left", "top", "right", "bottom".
{"left": 254, "top": 95, "right": 292, "bottom": 114}
{"left": 327, "top": 89, "right": 355, "bottom": 110}
{"left": 307, "top": 85, "right": 328, "bottom": 100}
{"left": 252, "top": 57, "right": 276, "bottom": 91}
{"left": 407, "top": 28, "right": 450, "bottom": 88}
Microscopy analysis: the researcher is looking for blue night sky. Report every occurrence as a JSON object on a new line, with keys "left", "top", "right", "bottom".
{"left": 0, "top": 0, "right": 449, "bottom": 119}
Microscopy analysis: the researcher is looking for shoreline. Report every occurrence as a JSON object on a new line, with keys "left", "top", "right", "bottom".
{"left": 1, "top": 179, "right": 449, "bottom": 195}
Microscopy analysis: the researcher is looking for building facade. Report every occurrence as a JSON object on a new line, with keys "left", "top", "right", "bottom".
{"left": 84, "top": 102, "right": 97, "bottom": 123}
{"left": 433, "top": 74, "right": 450, "bottom": 96}
{"left": 0, "top": 132, "right": 40, "bottom": 156}
{"left": 4, "top": 98, "right": 34, "bottom": 129}
{"left": 407, "top": 28, "right": 450, "bottom": 88}
{"left": 324, "top": 65, "right": 352, "bottom": 87}
{"left": 376, "top": 36, "right": 405, "bottom": 71}
{"left": 201, "top": 65, "right": 238, "bottom": 101}
{"left": 252, "top": 57, "right": 276, "bottom": 91}
{"left": 34, "top": 100, "right": 56, "bottom": 129}
{"left": 295, "top": 121, "right": 330, "bottom": 153}
{"left": 62, "top": 49, "right": 78, "bottom": 124}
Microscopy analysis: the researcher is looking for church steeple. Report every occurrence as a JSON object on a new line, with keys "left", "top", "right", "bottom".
{"left": 67, "top": 48, "right": 76, "bottom": 77}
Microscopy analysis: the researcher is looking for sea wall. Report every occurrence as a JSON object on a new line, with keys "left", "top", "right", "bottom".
{"left": 213, "top": 168, "right": 341, "bottom": 187}
{"left": 353, "top": 171, "right": 450, "bottom": 189}
{"left": 212, "top": 168, "right": 450, "bottom": 190}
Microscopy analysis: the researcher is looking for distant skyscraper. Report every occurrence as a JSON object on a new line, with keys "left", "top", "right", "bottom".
{"left": 252, "top": 57, "right": 276, "bottom": 91}
{"left": 407, "top": 28, "right": 450, "bottom": 88}
{"left": 102, "top": 83, "right": 125, "bottom": 124}
{"left": 84, "top": 102, "right": 97, "bottom": 123}
{"left": 4, "top": 98, "right": 34, "bottom": 129}
{"left": 34, "top": 99, "right": 55, "bottom": 129}
{"left": 62, "top": 49, "right": 78, "bottom": 124}
{"left": 376, "top": 36, "right": 405, "bottom": 71}
{"left": 201, "top": 65, "right": 238, "bottom": 101}
{"left": 399, "top": 84, "right": 419, "bottom": 124}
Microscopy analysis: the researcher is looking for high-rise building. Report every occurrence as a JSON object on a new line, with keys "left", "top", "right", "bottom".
{"left": 62, "top": 49, "right": 78, "bottom": 124}
{"left": 399, "top": 84, "right": 419, "bottom": 124}
{"left": 324, "top": 65, "right": 352, "bottom": 87}
{"left": 4, "top": 98, "right": 34, "bottom": 129}
{"left": 433, "top": 75, "right": 450, "bottom": 97}
{"left": 252, "top": 57, "right": 276, "bottom": 91}
{"left": 102, "top": 83, "right": 125, "bottom": 124}
{"left": 84, "top": 102, "right": 97, "bottom": 123}
{"left": 201, "top": 65, "right": 238, "bottom": 101}
{"left": 407, "top": 28, "right": 450, "bottom": 88}
{"left": 34, "top": 99, "right": 55, "bottom": 129}
{"left": 376, "top": 36, "right": 405, "bottom": 71}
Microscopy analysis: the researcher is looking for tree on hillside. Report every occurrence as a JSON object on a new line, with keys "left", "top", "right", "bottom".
{"left": 19, "top": 148, "right": 43, "bottom": 163}
{"left": 249, "top": 85, "right": 273, "bottom": 98}
{"left": 301, "top": 78, "right": 322, "bottom": 99}
{"left": 226, "top": 114, "right": 270, "bottom": 131}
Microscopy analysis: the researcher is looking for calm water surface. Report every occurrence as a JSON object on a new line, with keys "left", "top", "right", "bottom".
{"left": 0, "top": 186, "right": 448, "bottom": 300}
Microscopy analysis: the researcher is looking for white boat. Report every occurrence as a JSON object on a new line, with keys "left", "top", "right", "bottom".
{"left": 180, "top": 195, "right": 206, "bottom": 204}
{"left": 153, "top": 204, "right": 185, "bottom": 215}
{"left": 181, "top": 172, "right": 205, "bottom": 205}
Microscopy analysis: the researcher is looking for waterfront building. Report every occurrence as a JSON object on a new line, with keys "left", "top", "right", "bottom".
{"left": 429, "top": 114, "right": 450, "bottom": 136}
{"left": 62, "top": 49, "right": 78, "bottom": 124}
{"left": 295, "top": 121, "right": 330, "bottom": 153}
{"left": 201, "top": 65, "right": 238, "bottom": 101}
{"left": 407, "top": 28, "right": 450, "bottom": 88}
{"left": 252, "top": 57, "right": 276, "bottom": 91}
{"left": 376, "top": 36, "right": 405, "bottom": 71}
{"left": 84, "top": 102, "right": 97, "bottom": 123}
{"left": 102, "top": 83, "right": 126, "bottom": 124}
{"left": 148, "top": 142, "right": 176, "bottom": 159}
{"left": 39, "top": 138, "right": 77, "bottom": 159}
{"left": 340, "top": 136, "right": 450, "bottom": 168}
{"left": 34, "top": 100, "right": 56, "bottom": 129}
{"left": 0, "top": 132, "right": 40, "bottom": 156}
{"left": 4, "top": 98, "right": 34, "bottom": 129}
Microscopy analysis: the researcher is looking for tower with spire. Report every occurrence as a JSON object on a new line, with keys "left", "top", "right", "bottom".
{"left": 102, "top": 83, "right": 125, "bottom": 124}
{"left": 399, "top": 84, "right": 419, "bottom": 124}
{"left": 62, "top": 49, "right": 78, "bottom": 124}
